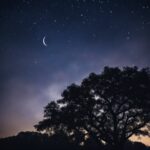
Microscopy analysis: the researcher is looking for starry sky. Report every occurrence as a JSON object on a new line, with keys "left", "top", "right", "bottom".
{"left": 0, "top": 0, "right": 150, "bottom": 142}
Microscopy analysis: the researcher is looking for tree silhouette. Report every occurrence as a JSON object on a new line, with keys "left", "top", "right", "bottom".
{"left": 35, "top": 67, "right": 150, "bottom": 150}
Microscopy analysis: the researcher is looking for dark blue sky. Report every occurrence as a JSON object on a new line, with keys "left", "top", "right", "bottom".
{"left": 0, "top": 0, "right": 150, "bottom": 137}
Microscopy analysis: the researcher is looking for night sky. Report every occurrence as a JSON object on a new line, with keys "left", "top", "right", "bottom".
{"left": 0, "top": 0, "right": 150, "bottom": 143}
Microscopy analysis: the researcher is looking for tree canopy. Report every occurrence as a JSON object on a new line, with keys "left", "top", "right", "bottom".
{"left": 35, "top": 67, "right": 150, "bottom": 150}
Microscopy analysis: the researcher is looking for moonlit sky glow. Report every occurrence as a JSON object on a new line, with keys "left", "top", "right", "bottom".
{"left": 0, "top": 0, "right": 150, "bottom": 145}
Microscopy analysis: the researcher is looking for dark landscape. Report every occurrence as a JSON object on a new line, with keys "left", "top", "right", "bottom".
{"left": 0, "top": 131, "right": 150, "bottom": 150}
{"left": 1, "top": 67, "right": 150, "bottom": 150}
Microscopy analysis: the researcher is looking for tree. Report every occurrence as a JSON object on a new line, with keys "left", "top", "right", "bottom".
{"left": 35, "top": 67, "right": 150, "bottom": 150}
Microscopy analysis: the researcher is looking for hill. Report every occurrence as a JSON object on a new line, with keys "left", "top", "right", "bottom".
{"left": 0, "top": 131, "right": 150, "bottom": 150}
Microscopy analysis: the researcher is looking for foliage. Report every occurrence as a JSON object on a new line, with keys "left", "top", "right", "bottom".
{"left": 35, "top": 67, "right": 150, "bottom": 150}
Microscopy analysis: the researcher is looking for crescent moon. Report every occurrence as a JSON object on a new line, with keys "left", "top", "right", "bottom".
{"left": 43, "top": 36, "right": 47, "bottom": 47}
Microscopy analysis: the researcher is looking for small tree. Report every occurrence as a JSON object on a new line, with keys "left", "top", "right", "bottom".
{"left": 35, "top": 67, "right": 150, "bottom": 150}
